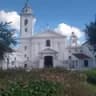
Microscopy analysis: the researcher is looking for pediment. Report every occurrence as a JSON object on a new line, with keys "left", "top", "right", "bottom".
{"left": 40, "top": 48, "right": 58, "bottom": 54}
{"left": 33, "top": 30, "right": 66, "bottom": 38}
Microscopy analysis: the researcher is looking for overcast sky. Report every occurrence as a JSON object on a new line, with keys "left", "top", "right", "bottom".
{"left": 0, "top": 0, "right": 96, "bottom": 42}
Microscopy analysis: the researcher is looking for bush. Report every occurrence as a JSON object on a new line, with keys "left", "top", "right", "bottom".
{"left": 87, "top": 75, "right": 96, "bottom": 85}
{"left": 86, "top": 70, "right": 96, "bottom": 85}
{"left": 0, "top": 80, "right": 61, "bottom": 96}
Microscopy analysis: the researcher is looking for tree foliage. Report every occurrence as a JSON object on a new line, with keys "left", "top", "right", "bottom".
{"left": 84, "top": 18, "right": 96, "bottom": 51}
{"left": 0, "top": 22, "right": 17, "bottom": 60}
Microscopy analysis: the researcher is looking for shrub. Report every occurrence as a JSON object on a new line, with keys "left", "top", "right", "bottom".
{"left": 86, "top": 70, "right": 96, "bottom": 85}
{"left": 0, "top": 80, "right": 61, "bottom": 96}
{"left": 87, "top": 75, "right": 96, "bottom": 85}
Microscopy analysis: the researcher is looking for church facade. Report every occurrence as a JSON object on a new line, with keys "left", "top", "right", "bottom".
{"left": 2, "top": 2, "right": 96, "bottom": 70}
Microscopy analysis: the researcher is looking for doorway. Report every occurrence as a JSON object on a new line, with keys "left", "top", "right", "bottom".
{"left": 44, "top": 56, "right": 53, "bottom": 68}
{"left": 84, "top": 60, "right": 88, "bottom": 67}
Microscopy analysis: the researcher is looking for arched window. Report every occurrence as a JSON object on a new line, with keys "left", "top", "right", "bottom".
{"left": 46, "top": 40, "right": 51, "bottom": 47}
{"left": 24, "top": 19, "right": 28, "bottom": 26}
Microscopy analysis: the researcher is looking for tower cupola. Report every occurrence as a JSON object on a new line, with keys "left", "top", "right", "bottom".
{"left": 21, "top": 0, "right": 32, "bottom": 15}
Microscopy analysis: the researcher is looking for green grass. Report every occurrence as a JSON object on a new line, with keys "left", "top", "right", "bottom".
{"left": 84, "top": 68, "right": 96, "bottom": 75}
{"left": 86, "top": 83, "right": 96, "bottom": 92}
{"left": 0, "top": 68, "right": 96, "bottom": 96}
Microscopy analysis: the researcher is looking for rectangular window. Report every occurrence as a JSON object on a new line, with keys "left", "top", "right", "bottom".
{"left": 69, "top": 56, "right": 72, "bottom": 59}
{"left": 24, "top": 46, "right": 27, "bottom": 50}
{"left": 24, "top": 54, "right": 27, "bottom": 58}
{"left": 25, "top": 28, "right": 27, "bottom": 32}
{"left": 46, "top": 40, "right": 51, "bottom": 47}
{"left": 24, "top": 64, "right": 27, "bottom": 68}
{"left": 75, "top": 60, "right": 78, "bottom": 66}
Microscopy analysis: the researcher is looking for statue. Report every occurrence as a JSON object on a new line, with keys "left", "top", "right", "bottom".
{"left": 70, "top": 32, "right": 78, "bottom": 47}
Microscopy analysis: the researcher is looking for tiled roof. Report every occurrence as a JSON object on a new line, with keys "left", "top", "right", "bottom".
{"left": 73, "top": 53, "right": 90, "bottom": 59}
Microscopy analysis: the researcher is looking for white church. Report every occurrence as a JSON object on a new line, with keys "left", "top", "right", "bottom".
{"left": 2, "top": 1, "right": 96, "bottom": 70}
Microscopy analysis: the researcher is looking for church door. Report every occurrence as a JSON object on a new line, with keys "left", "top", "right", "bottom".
{"left": 44, "top": 56, "right": 53, "bottom": 68}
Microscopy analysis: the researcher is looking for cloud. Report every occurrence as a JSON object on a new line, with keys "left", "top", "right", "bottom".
{"left": 54, "top": 23, "right": 85, "bottom": 39}
{"left": 0, "top": 10, "right": 20, "bottom": 30}
{"left": 0, "top": 10, "right": 84, "bottom": 43}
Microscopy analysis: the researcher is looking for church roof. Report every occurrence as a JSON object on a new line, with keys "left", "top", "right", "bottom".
{"left": 72, "top": 53, "right": 91, "bottom": 59}
{"left": 33, "top": 29, "right": 66, "bottom": 38}
{"left": 81, "top": 41, "right": 89, "bottom": 46}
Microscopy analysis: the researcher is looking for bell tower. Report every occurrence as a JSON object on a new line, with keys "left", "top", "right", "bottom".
{"left": 20, "top": 0, "right": 35, "bottom": 38}
{"left": 18, "top": 0, "right": 36, "bottom": 68}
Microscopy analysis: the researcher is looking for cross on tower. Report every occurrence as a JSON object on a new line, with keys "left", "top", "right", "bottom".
{"left": 26, "top": 0, "right": 29, "bottom": 4}
{"left": 25, "top": 0, "right": 29, "bottom": 7}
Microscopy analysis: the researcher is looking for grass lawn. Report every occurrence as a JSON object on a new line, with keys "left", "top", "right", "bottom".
{"left": 0, "top": 68, "right": 96, "bottom": 96}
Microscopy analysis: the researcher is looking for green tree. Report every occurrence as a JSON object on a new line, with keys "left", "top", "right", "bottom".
{"left": 84, "top": 18, "right": 96, "bottom": 51}
{"left": 0, "top": 22, "right": 17, "bottom": 60}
